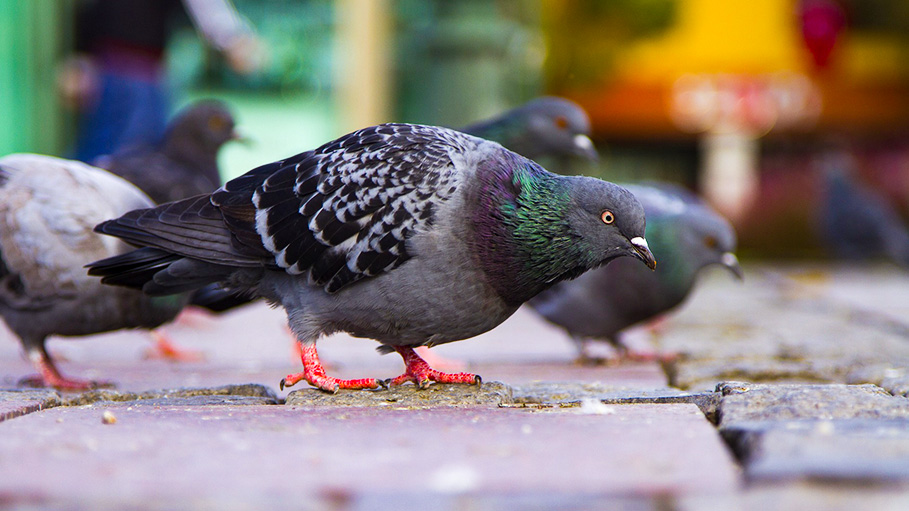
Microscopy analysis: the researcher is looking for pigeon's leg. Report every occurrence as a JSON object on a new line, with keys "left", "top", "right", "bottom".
{"left": 19, "top": 345, "right": 113, "bottom": 391}
{"left": 613, "top": 336, "right": 679, "bottom": 365}
{"left": 280, "top": 342, "right": 382, "bottom": 393}
{"left": 145, "top": 329, "right": 205, "bottom": 362}
{"left": 414, "top": 346, "right": 468, "bottom": 372}
{"left": 389, "top": 346, "right": 481, "bottom": 389}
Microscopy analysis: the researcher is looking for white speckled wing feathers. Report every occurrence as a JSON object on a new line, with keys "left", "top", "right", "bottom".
{"left": 243, "top": 123, "right": 475, "bottom": 292}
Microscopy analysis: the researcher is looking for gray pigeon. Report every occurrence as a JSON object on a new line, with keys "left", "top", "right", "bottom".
{"left": 89, "top": 123, "right": 655, "bottom": 392}
{"left": 817, "top": 150, "right": 909, "bottom": 266}
{"left": 94, "top": 99, "right": 238, "bottom": 205}
{"left": 0, "top": 154, "right": 187, "bottom": 389}
{"left": 460, "top": 96, "right": 598, "bottom": 162}
{"left": 529, "top": 183, "right": 742, "bottom": 363}
{"left": 193, "top": 97, "right": 601, "bottom": 315}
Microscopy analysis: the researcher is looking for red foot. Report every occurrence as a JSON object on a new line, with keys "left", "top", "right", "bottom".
{"left": 22, "top": 350, "right": 114, "bottom": 391}
{"left": 389, "top": 346, "right": 481, "bottom": 389}
{"left": 280, "top": 343, "right": 381, "bottom": 393}
{"left": 145, "top": 330, "right": 205, "bottom": 362}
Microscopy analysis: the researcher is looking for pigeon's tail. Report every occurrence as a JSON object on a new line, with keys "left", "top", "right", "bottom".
{"left": 87, "top": 247, "right": 180, "bottom": 290}
{"left": 88, "top": 193, "right": 269, "bottom": 296}
{"left": 88, "top": 247, "right": 237, "bottom": 296}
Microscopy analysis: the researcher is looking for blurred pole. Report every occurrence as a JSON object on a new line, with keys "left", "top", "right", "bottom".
{"left": 334, "top": 0, "right": 392, "bottom": 133}
{"left": 0, "top": 0, "right": 70, "bottom": 155}
{"left": 700, "top": 132, "right": 759, "bottom": 224}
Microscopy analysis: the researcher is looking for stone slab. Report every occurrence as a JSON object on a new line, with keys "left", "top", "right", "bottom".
{"left": 285, "top": 381, "right": 513, "bottom": 407}
{"left": 655, "top": 264, "right": 909, "bottom": 391}
{"left": 0, "top": 403, "right": 739, "bottom": 507}
{"left": 0, "top": 389, "right": 61, "bottom": 422}
{"left": 715, "top": 382, "right": 909, "bottom": 482}
{"left": 716, "top": 382, "right": 909, "bottom": 424}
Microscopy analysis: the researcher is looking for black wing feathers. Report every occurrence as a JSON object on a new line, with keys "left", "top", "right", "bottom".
{"left": 91, "top": 123, "right": 471, "bottom": 294}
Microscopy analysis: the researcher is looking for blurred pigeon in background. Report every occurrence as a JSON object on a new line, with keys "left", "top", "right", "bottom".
{"left": 95, "top": 99, "right": 239, "bottom": 204}
{"left": 817, "top": 149, "right": 909, "bottom": 267}
{"left": 89, "top": 123, "right": 655, "bottom": 392}
{"left": 0, "top": 154, "right": 187, "bottom": 389}
{"left": 96, "top": 99, "right": 246, "bottom": 316}
{"left": 530, "top": 183, "right": 742, "bottom": 364}
{"left": 460, "top": 96, "right": 599, "bottom": 163}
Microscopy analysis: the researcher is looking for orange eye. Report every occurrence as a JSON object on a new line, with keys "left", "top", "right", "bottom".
{"left": 554, "top": 116, "right": 568, "bottom": 129}
{"left": 601, "top": 211, "right": 615, "bottom": 224}
{"left": 704, "top": 236, "right": 718, "bottom": 248}
{"left": 208, "top": 116, "right": 227, "bottom": 131}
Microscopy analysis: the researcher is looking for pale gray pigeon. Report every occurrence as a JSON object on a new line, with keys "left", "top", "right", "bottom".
{"left": 89, "top": 123, "right": 655, "bottom": 392}
{"left": 0, "top": 154, "right": 186, "bottom": 389}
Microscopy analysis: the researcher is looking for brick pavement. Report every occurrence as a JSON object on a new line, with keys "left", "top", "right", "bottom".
{"left": 1, "top": 263, "right": 909, "bottom": 509}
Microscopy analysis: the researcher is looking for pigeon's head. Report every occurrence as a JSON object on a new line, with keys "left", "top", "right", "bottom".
{"left": 563, "top": 175, "right": 656, "bottom": 272}
{"left": 472, "top": 156, "right": 654, "bottom": 305}
{"left": 523, "top": 97, "right": 598, "bottom": 161}
{"left": 677, "top": 203, "right": 743, "bottom": 280}
{"left": 166, "top": 100, "right": 239, "bottom": 153}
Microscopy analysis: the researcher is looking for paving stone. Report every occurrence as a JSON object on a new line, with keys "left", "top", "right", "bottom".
{"left": 715, "top": 382, "right": 909, "bottom": 482}
{"left": 716, "top": 382, "right": 909, "bottom": 423}
{"left": 285, "top": 381, "right": 513, "bottom": 407}
{"left": 726, "top": 419, "right": 909, "bottom": 482}
{"left": 0, "top": 403, "right": 739, "bottom": 507}
{"left": 655, "top": 265, "right": 909, "bottom": 391}
{"left": 0, "top": 389, "right": 62, "bottom": 422}
{"left": 60, "top": 383, "right": 279, "bottom": 406}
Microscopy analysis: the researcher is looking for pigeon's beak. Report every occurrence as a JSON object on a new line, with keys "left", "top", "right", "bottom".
{"left": 629, "top": 236, "right": 657, "bottom": 270}
{"left": 720, "top": 252, "right": 744, "bottom": 280}
{"left": 572, "top": 134, "right": 599, "bottom": 162}
{"left": 230, "top": 129, "right": 254, "bottom": 146}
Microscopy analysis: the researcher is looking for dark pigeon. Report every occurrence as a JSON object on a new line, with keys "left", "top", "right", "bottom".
{"left": 817, "top": 150, "right": 909, "bottom": 267}
{"left": 89, "top": 123, "right": 655, "bottom": 392}
{"left": 0, "top": 154, "right": 187, "bottom": 390}
{"left": 460, "top": 96, "right": 598, "bottom": 162}
{"left": 94, "top": 99, "right": 238, "bottom": 205}
{"left": 529, "top": 183, "right": 742, "bottom": 363}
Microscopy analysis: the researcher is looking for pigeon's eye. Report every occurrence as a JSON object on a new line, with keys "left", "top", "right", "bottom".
{"left": 554, "top": 116, "right": 568, "bottom": 129}
{"left": 208, "top": 116, "right": 227, "bottom": 132}
{"left": 600, "top": 210, "right": 615, "bottom": 224}
{"left": 704, "top": 236, "right": 718, "bottom": 248}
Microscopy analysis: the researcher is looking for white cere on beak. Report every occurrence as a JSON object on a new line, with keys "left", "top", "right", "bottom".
{"left": 630, "top": 237, "right": 649, "bottom": 251}
{"left": 721, "top": 252, "right": 740, "bottom": 268}
{"left": 573, "top": 134, "right": 594, "bottom": 151}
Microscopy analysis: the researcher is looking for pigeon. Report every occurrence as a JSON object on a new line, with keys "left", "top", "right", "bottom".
{"left": 94, "top": 99, "right": 238, "bottom": 205}
{"left": 88, "top": 123, "right": 656, "bottom": 392}
{"left": 193, "top": 97, "right": 601, "bottom": 316}
{"left": 0, "top": 154, "right": 187, "bottom": 389}
{"left": 460, "top": 96, "right": 598, "bottom": 163}
{"left": 529, "top": 183, "right": 742, "bottom": 363}
{"left": 817, "top": 150, "right": 909, "bottom": 266}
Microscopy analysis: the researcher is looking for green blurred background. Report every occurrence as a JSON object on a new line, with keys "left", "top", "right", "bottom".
{"left": 2, "top": 0, "right": 909, "bottom": 257}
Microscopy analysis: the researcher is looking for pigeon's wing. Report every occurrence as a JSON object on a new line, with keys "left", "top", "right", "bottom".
{"left": 0, "top": 154, "right": 153, "bottom": 309}
{"left": 216, "top": 123, "right": 473, "bottom": 292}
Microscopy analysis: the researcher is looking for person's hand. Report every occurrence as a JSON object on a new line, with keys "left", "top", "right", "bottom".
{"left": 224, "top": 33, "right": 268, "bottom": 75}
{"left": 56, "top": 55, "right": 99, "bottom": 110}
